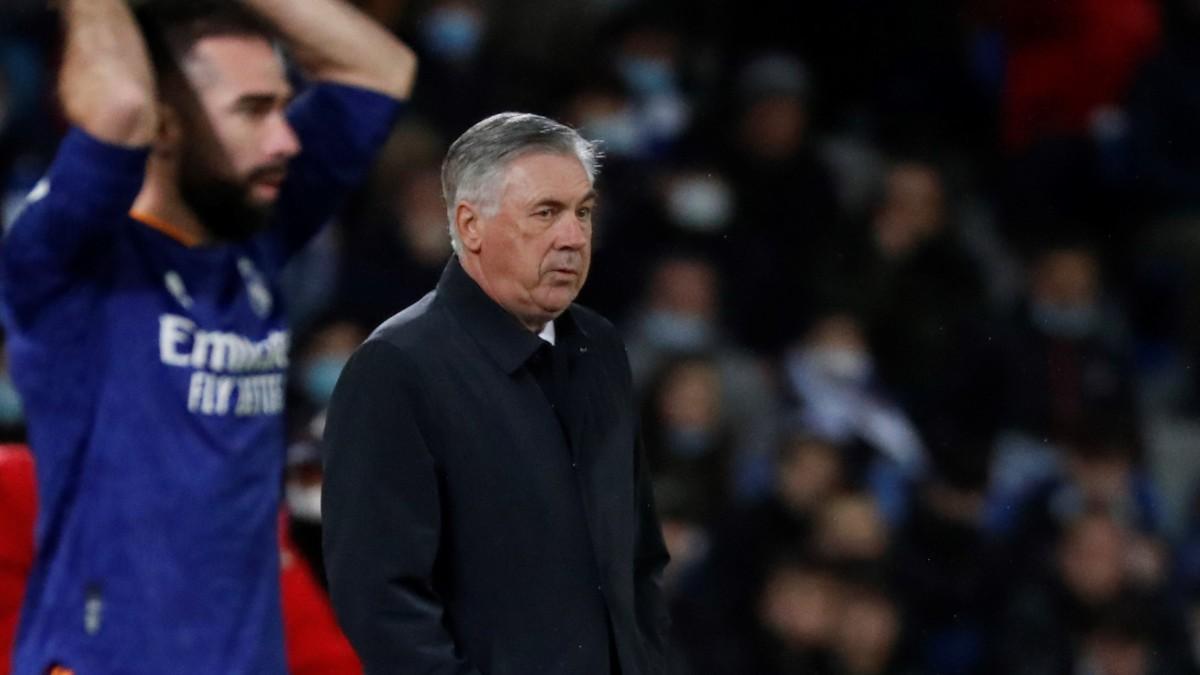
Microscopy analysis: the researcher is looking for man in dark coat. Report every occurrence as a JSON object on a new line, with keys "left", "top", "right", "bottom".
{"left": 322, "top": 112, "right": 672, "bottom": 675}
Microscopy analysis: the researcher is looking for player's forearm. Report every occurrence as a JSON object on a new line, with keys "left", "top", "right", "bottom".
{"left": 58, "top": 0, "right": 157, "bottom": 146}
{"left": 239, "top": 0, "right": 416, "bottom": 99}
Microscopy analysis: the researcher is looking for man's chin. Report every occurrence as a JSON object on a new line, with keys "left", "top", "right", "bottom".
{"left": 535, "top": 290, "right": 580, "bottom": 318}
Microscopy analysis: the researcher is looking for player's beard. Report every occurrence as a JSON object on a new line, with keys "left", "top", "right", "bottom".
{"left": 178, "top": 149, "right": 281, "bottom": 243}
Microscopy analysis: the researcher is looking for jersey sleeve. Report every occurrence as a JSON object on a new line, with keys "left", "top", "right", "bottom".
{"left": 260, "top": 83, "right": 404, "bottom": 271}
{"left": 1, "top": 129, "right": 148, "bottom": 328}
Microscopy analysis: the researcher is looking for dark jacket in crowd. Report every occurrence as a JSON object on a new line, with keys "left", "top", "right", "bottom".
{"left": 322, "top": 257, "right": 672, "bottom": 675}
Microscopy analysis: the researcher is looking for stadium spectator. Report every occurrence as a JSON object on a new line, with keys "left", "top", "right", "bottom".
{"left": 813, "top": 492, "right": 891, "bottom": 567}
{"left": 720, "top": 52, "right": 839, "bottom": 354}
{"left": 283, "top": 317, "right": 369, "bottom": 583}
{"left": 752, "top": 553, "right": 842, "bottom": 675}
{"left": 604, "top": 8, "right": 694, "bottom": 161}
{"left": 1000, "top": 240, "right": 1138, "bottom": 440}
{"left": 673, "top": 432, "right": 846, "bottom": 675}
{"left": 335, "top": 163, "right": 453, "bottom": 326}
{"left": 783, "top": 311, "right": 925, "bottom": 482}
{"left": 850, "top": 159, "right": 988, "bottom": 425}
{"left": 1125, "top": 0, "right": 1200, "bottom": 217}
{"left": 999, "top": 510, "right": 1185, "bottom": 675}
{"left": 626, "top": 254, "right": 778, "bottom": 485}
{"left": 995, "top": 422, "right": 1163, "bottom": 585}
{"left": 893, "top": 447, "right": 1004, "bottom": 675}
{"left": 830, "top": 573, "right": 918, "bottom": 675}
{"left": 406, "top": 0, "right": 501, "bottom": 139}
{"left": 641, "top": 355, "right": 734, "bottom": 528}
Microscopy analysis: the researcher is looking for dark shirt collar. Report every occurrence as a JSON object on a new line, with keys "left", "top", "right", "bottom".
{"left": 436, "top": 256, "right": 588, "bottom": 374}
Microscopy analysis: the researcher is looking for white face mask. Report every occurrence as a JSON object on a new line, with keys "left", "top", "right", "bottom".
{"left": 286, "top": 482, "right": 322, "bottom": 523}
{"left": 807, "top": 347, "right": 873, "bottom": 384}
{"left": 666, "top": 177, "right": 734, "bottom": 233}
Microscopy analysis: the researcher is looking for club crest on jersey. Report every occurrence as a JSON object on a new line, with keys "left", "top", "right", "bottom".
{"left": 164, "top": 270, "right": 194, "bottom": 309}
{"left": 238, "top": 257, "right": 273, "bottom": 318}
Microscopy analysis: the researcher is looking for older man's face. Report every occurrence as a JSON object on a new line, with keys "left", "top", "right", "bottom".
{"left": 475, "top": 152, "right": 595, "bottom": 330}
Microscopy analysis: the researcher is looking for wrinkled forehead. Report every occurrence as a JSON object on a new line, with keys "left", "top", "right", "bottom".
{"left": 496, "top": 151, "right": 595, "bottom": 197}
{"left": 180, "top": 34, "right": 289, "bottom": 94}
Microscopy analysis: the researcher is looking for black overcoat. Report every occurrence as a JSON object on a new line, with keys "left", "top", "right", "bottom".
{"left": 322, "top": 257, "right": 671, "bottom": 675}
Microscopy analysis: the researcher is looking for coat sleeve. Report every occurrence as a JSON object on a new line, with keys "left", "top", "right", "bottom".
{"left": 321, "top": 339, "right": 482, "bottom": 675}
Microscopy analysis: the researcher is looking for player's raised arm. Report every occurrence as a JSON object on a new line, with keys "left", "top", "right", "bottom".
{"left": 238, "top": 0, "right": 416, "bottom": 100}
{"left": 58, "top": 0, "right": 157, "bottom": 146}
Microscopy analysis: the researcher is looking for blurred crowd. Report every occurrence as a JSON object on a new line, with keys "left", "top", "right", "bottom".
{"left": 5, "top": 0, "right": 1200, "bottom": 673}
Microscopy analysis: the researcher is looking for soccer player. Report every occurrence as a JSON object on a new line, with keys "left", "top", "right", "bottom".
{"left": 0, "top": 0, "right": 414, "bottom": 672}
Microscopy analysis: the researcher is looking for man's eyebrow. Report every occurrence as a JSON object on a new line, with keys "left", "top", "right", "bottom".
{"left": 232, "top": 90, "right": 294, "bottom": 110}
{"left": 531, "top": 197, "right": 568, "bottom": 210}
{"left": 530, "top": 189, "right": 599, "bottom": 210}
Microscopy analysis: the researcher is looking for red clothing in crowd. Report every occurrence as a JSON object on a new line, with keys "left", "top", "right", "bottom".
{"left": 0, "top": 445, "right": 359, "bottom": 675}
{"left": 279, "top": 513, "right": 363, "bottom": 675}
{"left": 0, "top": 446, "right": 35, "bottom": 672}
{"left": 1001, "top": 0, "right": 1161, "bottom": 151}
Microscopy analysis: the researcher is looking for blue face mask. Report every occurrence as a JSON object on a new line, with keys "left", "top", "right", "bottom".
{"left": 640, "top": 311, "right": 715, "bottom": 353}
{"left": 618, "top": 56, "right": 677, "bottom": 96}
{"left": 581, "top": 109, "right": 647, "bottom": 159}
{"left": 422, "top": 7, "right": 484, "bottom": 62}
{"left": 1031, "top": 301, "right": 1099, "bottom": 339}
{"left": 0, "top": 374, "right": 23, "bottom": 426}
{"left": 302, "top": 356, "right": 348, "bottom": 407}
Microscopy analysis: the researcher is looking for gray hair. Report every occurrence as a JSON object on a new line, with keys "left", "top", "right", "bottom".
{"left": 442, "top": 112, "right": 601, "bottom": 254}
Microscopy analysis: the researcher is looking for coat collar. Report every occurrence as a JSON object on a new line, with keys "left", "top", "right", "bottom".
{"left": 437, "top": 256, "right": 589, "bottom": 374}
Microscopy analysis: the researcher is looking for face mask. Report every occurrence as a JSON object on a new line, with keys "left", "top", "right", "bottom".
{"left": 286, "top": 482, "right": 322, "bottom": 523}
{"left": 302, "top": 356, "right": 348, "bottom": 407}
{"left": 806, "top": 347, "right": 872, "bottom": 384}
{"left": 1031, "top": 301, "right": 1099, "bottom": 339}
{"left": 618, "top": 56, "right": 677, "bottom": 96}
{"left": 581, "top": 109, "right": 646, "bottom": 159}
{"left": 666, "top": 426, "right": 715, "bottom": 459}
{"left": 666, "top": 177, "right": 734, "bottom": 233}
{"left": 422, "top": 7, "right": 484, "bottom": 62}
{"left": 0, "top": 375, "right": 22, "bottom": 426}
{"left": 641, "top": 311, "right": 715, "bottom": 353}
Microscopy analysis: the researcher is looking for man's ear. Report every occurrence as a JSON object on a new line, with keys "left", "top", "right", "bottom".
{"left": 152, "top": 103, "right": 184, "bottom": 157}
{"left": 456, "top": 202, "right": 485, "bottom": 253}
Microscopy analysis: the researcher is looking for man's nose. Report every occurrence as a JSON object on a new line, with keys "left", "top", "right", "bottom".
{"left": 556, "top": 212, "right": 589, "bottom": 249}
{"left": 266, "top": 113, "right": 301, "bottom": 160}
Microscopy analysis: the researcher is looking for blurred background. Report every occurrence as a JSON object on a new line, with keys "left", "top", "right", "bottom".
{"left": 5, "top": 0, "right": 1200, "bottom": 673}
